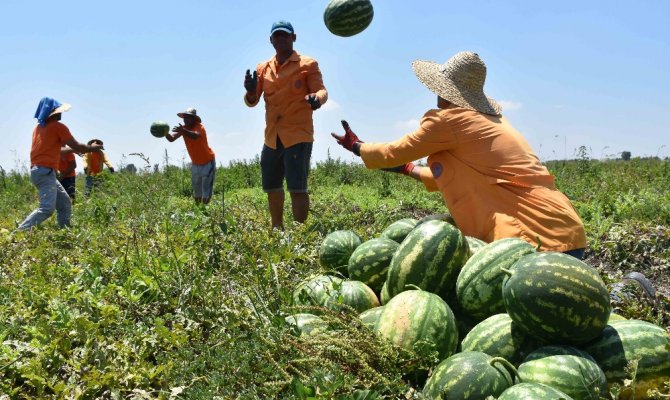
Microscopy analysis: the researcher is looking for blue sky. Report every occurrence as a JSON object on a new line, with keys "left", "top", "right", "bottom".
{"left": 1, "top": 0, "right": 669, "bottom": 172}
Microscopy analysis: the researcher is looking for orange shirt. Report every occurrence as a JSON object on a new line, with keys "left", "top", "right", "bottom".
{"left": 245, "top": 51, "right": 328, "bottom": 149}
{"left": 183, "top": 123, "right": 215, "bottom": 165}
{"left": 360, "top": 107, "right": 587, "bottom": 252}
{"left": 30, "top": 121, "right": 74, "bottom": 170}
{"left": 58, "top": 152, "right": 76, "bottom": 178}
{"left": 82, "top": 151, "right": 114, "bottom": 175}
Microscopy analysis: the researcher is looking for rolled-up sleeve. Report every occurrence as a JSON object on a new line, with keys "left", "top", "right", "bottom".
{"left": 306, "top": 60, "right": 328, "bottom": 105}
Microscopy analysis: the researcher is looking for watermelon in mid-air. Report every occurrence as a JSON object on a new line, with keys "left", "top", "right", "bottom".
{"left": 150, "top": 121, "right": 169, "bottom": 138}
{"left": 323, "top": 0, "right": 374, "bottom": 37}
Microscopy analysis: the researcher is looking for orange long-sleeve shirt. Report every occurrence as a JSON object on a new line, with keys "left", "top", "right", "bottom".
{"left": 82, "top": 151, "right": 113, "bottom": 176}
{"left": 245, "top": 51, "right": 327, "bottom": 149}
{"left": 360, "top": 107, "right": 586, "bottom": 252}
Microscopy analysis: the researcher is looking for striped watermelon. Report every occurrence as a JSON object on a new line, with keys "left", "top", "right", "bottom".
{"left": 380, "top": 218, "right": 417, "bottom": 243}
{"left": 608, "top": 312, "right": 627, "bottom": 322}
{"left": 375, "top": 290, "right": 458, "bottom": 360}
{"left": 518, "top": 345, "right": 608, "bottom": 400}
{"left": 497, "top": 382, "right": 574, "bottom": 399}
{"left": 347, "top": 238, "right": 399, "bottom": 291}
{"left": 380, "top": 281, "right": 391, "bottom": 305}
{"left": 422, "top": 351, "right": 515, "bottom": 400}
{"left": 465, "top": 236, "right": 487, "bottom": 256}
{"left": 150, "top": 121, "right": 169, "bottom": 138}
{"left": 460, "top": 313, "right": 546, "bottom": 367}
{"left": 582, "top": 319, "right": 670, "bottom": 400}
{"left": 359, "top": 306, "right": 384, "bottom": 329}
{"left": 292, "top": 275, "right": 343, "bottom": 309}
{"left": 386, "top": 220, "right": 468, "bottom": 301}
{"left": 502, "top": 252, "right": 611, "bottom": 344}
{"left": 318, "top": 230, "right": 362, "bottom": 273}
{"left": 323, "top": 0, "right": 373, "bottom": 37}
{"left": 416, "top": 213, "right": 456, "bottom": 228}
{"left": 456, "top": 238, "right": 535, "bottom": 320}
{"left": 324, "top": 280, "right": 379, "bottom": 313}
{"left": 285, "top": 313, "right": 327, "bottom": 336}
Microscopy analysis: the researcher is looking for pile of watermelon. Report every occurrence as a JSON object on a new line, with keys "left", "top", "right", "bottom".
{"left": 288, "top": 215, "right": 670, "bottom": 399}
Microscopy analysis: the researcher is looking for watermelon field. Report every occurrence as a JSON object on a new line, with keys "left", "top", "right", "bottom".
{"left": 0, "top": 154, "right": 669, "bottom": 399}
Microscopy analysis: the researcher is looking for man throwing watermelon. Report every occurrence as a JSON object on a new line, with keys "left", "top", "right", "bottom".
{"left": 243, "top": 20, "right": 328, "bottom": 230}
{"left": 332, "top": 51, "right": 587, "bottom": 258}
{"left": 18, "top": 97, "right": 103, "bottom": 230}
{"left": 164, "top": 107, "right": 216, "bottom": 205}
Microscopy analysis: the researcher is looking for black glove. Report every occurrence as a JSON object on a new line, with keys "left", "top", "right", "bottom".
{"left": 109, "top": 167, "right": 115, "bottom": 174}
{"left": 306, "top": 94, "right": 321, "bottom": 110}
{"left": 244, "top": 69, "right": 258, "bottom": 94}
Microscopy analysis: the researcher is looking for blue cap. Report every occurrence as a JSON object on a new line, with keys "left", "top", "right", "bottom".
{"left": 271, "top": 21, "right": 294, "bottom": 35}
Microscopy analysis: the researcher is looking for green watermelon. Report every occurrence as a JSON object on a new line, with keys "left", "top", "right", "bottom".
{"left": 607, "top": 312, "right": 627, "bottom": 322}
{"left": 386, "top": 220, "right": 468, "bottom": 300}
{"left": 497, "top": 382, "right": 574, "bottom": 399}
{"left": 347, "top": 238, "right": 399, "bottom": 291}
{"left": 375, "top": 290, "right": 458, "bottom": 360}
{"left": 518, "top": 345, "right": 608, "bottom": 400}
{"left": 582, "top": 319, "right": 670, "bottom": 400}
{"left": 422, "top": 351, "right": 515, "bottom": 400}
{"left": 359, "top": 306, "right": 384, "bottom": 329}
{"left": 460, "top": 313, "right": 546, "bottom": 367}
{"left": 318, "top": 230, "right": 362, "bottom": 273}
{"left": 324, "top": 280, "right": 379, "bottom": 313}
{"left": 285, "top": 313, "right": 327, "bottom": 336}
{"left": 502, "top": 252, "right": 611, "bottom": 344}
{"left": 465, "top": 236, "right": 487, "bottom": 256}
{"left": 380, "top": 281, "right": 391, "bottom": 305}
{"left": 292, "top": 275, "right": 343, "bottom": 308}
{"left": 456, "top": 238, "right": 535, "bottom": 320}
{"left": 380, "top": 218, "right": 417, "bottom": 243}
{"left": 150, "top": 121, "right": 169, "bottom": 138}
{"left": 416, "top": 213, "right": 456, "bottom": 227}
{"left": 323, "top": 0, "right": 373, "bottom": 37}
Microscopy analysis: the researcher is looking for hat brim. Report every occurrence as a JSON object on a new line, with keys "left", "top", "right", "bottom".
{"left": 412, "top": 60, "right": 501, "bottom": 116}
{"left": 271, "top": 28, "right": 294, "bottom": 35}
{"left": 48, "top": 103, "right": 72, "bottom": 117}
{"left": 87, "top": 139, "right": 103, "bottom": 145}
{"left": 177, "top": 113, "right": 201, "bottom": 123}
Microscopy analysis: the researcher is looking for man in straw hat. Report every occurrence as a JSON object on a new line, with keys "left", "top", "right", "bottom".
{"left": 17, "top": 97, "right": 104, "bottom": 230}
{"left": 243, "top": 20, "right": 328, "bottom": 230}
{"left": 82, "top": 138, "right": 115, "bottom": 197}
{"left": 164, "top": 107, "right": 216, "bottom": 205}
{"left": 332, "top": 51, "right": 586, "bottom": 257}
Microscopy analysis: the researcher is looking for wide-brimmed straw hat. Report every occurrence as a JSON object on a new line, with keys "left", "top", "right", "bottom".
{"left": 48, "top": 103, "right": 72, "bottom": 117}
{"left": 412, "top": 51, "right": 501, "bottom": 116}
{"left": 177, "top": 107, "right": 202, "bottom": 123}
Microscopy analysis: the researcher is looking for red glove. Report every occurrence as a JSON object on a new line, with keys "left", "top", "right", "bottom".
{"left": 332, "top": 120, "right": 362, "bottom": 153}
{"left": 382, "top": 162, "right": 416, "bottom": 175}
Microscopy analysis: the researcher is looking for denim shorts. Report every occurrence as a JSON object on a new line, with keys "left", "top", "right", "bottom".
{"left": 261, "top": 139, "right": 312, "bottom": 193}
{"left": 191, "top": 159, "right": 216, "bottom": 199}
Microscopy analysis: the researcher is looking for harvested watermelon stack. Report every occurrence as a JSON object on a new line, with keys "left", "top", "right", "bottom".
{"left": 298, "top": 217, "right": 669, "bottom": 399}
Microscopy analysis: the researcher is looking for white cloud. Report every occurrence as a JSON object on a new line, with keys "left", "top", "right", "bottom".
{"left": 321, "top": 99, "right": 341, "bottom": 112}
{"left": 394, "top": 119, "right": 420, "bottom": 131}
{"left": 498, "top": 100, "right": 523, "bottom": 111}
